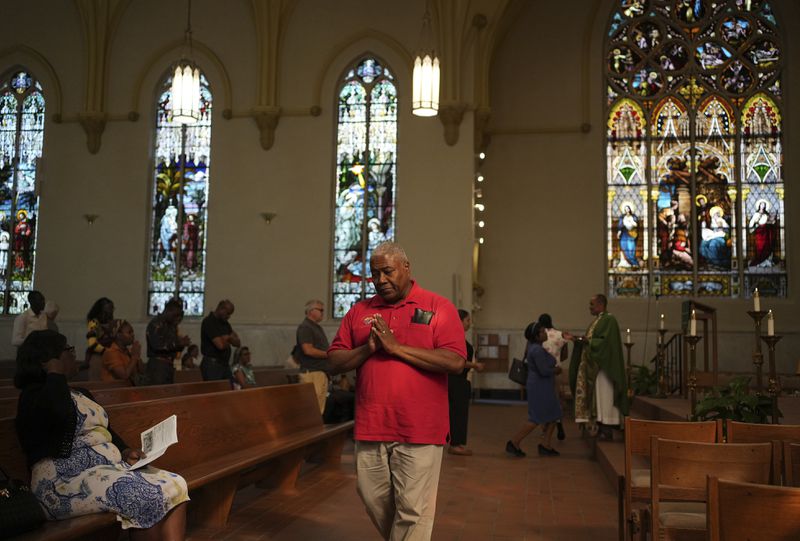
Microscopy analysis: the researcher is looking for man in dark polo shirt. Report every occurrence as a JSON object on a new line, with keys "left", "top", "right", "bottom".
{"left": 295, "top": 299, "right": 330, "bottom": 413}
{"left": 329, "top": 242, "right": 466, "bottom": 541}
{"left": 145, "top": 298, "right": 190, "bottom": 384}
{"left": 200, "top": 299, "right": 240, "bottom": 381}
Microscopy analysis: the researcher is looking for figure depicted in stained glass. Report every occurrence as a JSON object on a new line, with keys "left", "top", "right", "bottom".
{"left": 748, "top": 200, "right": 777, "bottom": 267}
{"left": 616, "top": 205, "right": 640, "bottom": 268}
{"left": 159, "top": 205, "right": 178, "bottom": 265}
{"left": 622, "top": 0, "right": 646, "bottom": 18}
{"left": 13, "top": 209, "right": 33, "bottom": 270}
{"left": 182, "top": 214, "right": 199, "bottom": 271}
{"left": 677, "top": 0, "right": 706, "bottom": 24}
{"left": 699, "top": 206, "right": 731, "bottom": 268}
{"left": 0, "top": 228, "right": 9, "bottom": 277}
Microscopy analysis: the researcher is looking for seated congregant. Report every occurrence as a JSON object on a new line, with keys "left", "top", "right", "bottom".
{"left": 14, "top": 330, "right": 189, "bottom": 539}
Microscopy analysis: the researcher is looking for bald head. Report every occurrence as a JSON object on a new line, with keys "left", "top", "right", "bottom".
{"left": 215, "top": 299, "right": 235, "bottom": 320}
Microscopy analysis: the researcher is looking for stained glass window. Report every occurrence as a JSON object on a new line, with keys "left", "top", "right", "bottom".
{"left": 605, "top": 0, "right": 785, "bottom": 298}
{"left": 147, "top": 68, "right": 212, "bottom": 315}
{"left": 0, "top": 70, "right": 44, "bottom": 314}
{"left": 332, "top": 57, "right": 397, "bottom": 318}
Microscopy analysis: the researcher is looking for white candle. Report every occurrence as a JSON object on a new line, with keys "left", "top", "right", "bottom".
{"left": 767, "top": 310, "right": 775, "bottom": 336}
{"left": 659, "top": 313, "right": 665, "bottom": 330}
{"left": 754, "top": 288, "right": 761, "bottom": 312}
{"left": 626, "top": 328, "right": 632, "bottom": 344}
{"left": 689, "top": 309, "right": 696, "bottom": 337}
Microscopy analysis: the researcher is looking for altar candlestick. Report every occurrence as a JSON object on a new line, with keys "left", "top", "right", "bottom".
{"left": 767, "top": 310, "right": 775, "bottom": 336}
{"left": 689, "top": 309, "right": 696, "bottom": 337}
{"left": 659, "top": 314, "right": 665, "bottom": 330}
{"left": 754, "top": 288, "right": 761, "bottom": 312}
{"left": 626, "top": 328, "right": 631, "bottom": 344}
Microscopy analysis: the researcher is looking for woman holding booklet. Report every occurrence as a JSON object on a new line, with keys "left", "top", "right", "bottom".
{"left": 14, "top": 330, "right": 189, "bottom": 540}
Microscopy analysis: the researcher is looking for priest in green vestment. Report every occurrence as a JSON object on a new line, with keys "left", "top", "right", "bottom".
{"left": 569, "top": 293, "right": 629, "bottom": 438}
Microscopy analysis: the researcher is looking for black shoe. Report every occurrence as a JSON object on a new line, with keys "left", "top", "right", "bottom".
{"left": 557, "top": 422, "right": 566, "bottom": 441}
{"left": 538, "top": 444, "right": 560, "bottom": 457}
{"left": 506, "top": 440, "right": 526, "bottom": 457}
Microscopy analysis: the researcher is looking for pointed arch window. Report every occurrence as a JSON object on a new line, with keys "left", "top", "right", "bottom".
{"left": 0, "top": 70, "right": 45, "bottom": 313}
{"left": 332, "top": 57, "right": 398, "bottom": 318}
{"left": 605, "top": 0, "right": 786, "bottom": 298}
{"left": 148, "top": 67, "right": 212, "bottom": 315}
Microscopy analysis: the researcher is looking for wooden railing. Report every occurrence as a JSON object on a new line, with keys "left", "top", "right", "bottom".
{"left": 650, "top": 332, "right": 683, "bottom": 395}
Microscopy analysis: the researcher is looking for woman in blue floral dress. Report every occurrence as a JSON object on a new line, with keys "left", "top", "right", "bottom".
{"left": 15, "top": 330, "right": 189, "bottom": 540}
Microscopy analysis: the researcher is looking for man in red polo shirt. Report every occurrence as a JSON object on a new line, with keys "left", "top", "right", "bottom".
{"left": 329, "top": 242, "right": 466, "bottom": 541}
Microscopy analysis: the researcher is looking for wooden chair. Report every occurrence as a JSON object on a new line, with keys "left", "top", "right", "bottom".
{"left": 650, "top": 437, "right": 774, "bottom": 541}
{"left": 622, "top": 417, "right": 717, "bottom": 540}
{"left": 707, "top": 477, "right": 800, "bottom": 541}
{"left": 724, "top": 420, "right": 800, "bottom": 484}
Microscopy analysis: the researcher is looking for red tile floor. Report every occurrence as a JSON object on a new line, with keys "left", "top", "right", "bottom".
{"left": 186, "top": 403, "right": 618, "bottom": 541}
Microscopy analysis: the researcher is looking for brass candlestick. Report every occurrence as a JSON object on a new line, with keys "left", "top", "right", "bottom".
{"left": 760, "top": 335, "right": 783, "bottom": 424}
{"left": 656, "top": 329, "right": 668, "bottom": 397}
{"left": 624, "top": 342, "right": 635, "bottom": 398}
{"left": 684, "top": 335, "right": 702, "bottom": 418}
{"left": 747, "top": 310, "right": 767, "bottom": 392}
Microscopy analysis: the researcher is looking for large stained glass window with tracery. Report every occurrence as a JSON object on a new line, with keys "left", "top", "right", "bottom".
{"left": 0, "top": 70, "right": 44, "bottom": 314}
{"left": 147, "top": 69, "right": 212, "bottom": 316}
{"left": 605, "top": 0, "right": 785, "bottom": 298}
{"left": 332, "top": 57, "right": 397, "bottom": 318}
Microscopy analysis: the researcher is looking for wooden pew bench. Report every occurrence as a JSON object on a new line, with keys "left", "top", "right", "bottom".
{"left": 0, "top": 380, "right": 137, "bottom": 417}
{"left": 0, "top": 379, "right": 129, "bottom": 399}
{"left": 2, "top": 382, "right": 352, "bottom": 540}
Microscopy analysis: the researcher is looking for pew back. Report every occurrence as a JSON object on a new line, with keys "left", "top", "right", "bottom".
{"left": 650, "top": 438, "right": 774, "bottom": 541}
{"left": 622, "top": 417, "right": 717, "bottom": 539}
{"left": 707, "top": 477, "right": 800, "bottom": 541}
{"left": 725, "top": 420, "right": 800, "bottom": 484}
{"left": 784, "top": 442, "right": 800, "bottom": 488}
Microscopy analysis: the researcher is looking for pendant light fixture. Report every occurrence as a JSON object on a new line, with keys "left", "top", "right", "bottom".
{"left": 412, "top": 3, "right": 440, "bottom": 117}
{"left": 171, "top": 0, "right": 201, "bottom": 124}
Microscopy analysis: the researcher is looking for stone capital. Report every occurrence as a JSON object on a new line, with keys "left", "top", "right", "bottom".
{"left": 252, "top": 106, "right": 282, "bottom": 150}
{"left": 77, "top": 112, "right": 108, "bottom": 154}
{"left": 438, "top": 102, "right": 467, "bottom": 146}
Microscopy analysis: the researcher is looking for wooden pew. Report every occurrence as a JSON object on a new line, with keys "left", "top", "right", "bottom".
{"left": 722, "top": 420, "right": 800, "bottom": 485}
{"left": 649, "top": 438, "right": 774, "bottom": 541}
{"left": 174, "top": 369, "right": 203, "bottom": 383}
{"left": 784, "top": 442, "right": 800, "bottom": 487}
{"left": 0, "top": 379, "right": 129, "bottom": 399}
{"left": 0, "top": 377, "right": 12, "bottom": 386}
{"left": 707, "top": 477, "right": 800, "bottom": 541}
{"left": 173, "top": 366, "right": 299, "bottom": 385}
{"left": 0, "top": 380, "right": 233, "bottom": 418}
{"left": 1, "top": 383, "right": 352, "bottom": 539}
{"left": 622, "top": 417, "right": 717, "bottom": 540}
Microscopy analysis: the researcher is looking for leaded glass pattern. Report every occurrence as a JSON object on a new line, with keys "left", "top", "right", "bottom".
{"left": 0, "top": 70, "right": 44, "bottom": 314}
{"left": 333, "top": 57, "right": 397, "bottom": 318}
{"left": 147, "top": 69, "right": 212, "bottom": 316}
{"left": 605, "top": 0, "right": 785, "bottom": 298}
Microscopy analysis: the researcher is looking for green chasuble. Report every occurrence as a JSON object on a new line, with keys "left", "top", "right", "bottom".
{"left": 569, "top": 312, "right": 630, "bottom": 418}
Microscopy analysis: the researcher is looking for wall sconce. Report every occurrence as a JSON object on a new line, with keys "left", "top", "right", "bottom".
{"left": 83, "top": 214, "right": 99, "bottom": 225}
{"left": 260, "top": 212, "right": 277, "bottom": 225}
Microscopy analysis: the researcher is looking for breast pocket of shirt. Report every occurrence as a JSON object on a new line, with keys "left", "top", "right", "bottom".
{"left": 405, "top": 322, "right": 435, "bottom": 350}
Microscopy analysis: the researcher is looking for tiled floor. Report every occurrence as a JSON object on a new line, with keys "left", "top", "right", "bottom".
{"left": 187, "top": 402, "right": 618, "bottom": 541}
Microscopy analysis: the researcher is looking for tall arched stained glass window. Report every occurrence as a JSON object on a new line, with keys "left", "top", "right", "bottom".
{"left": 332, "top": 57, "right": 397, "bottom": 318}
{"left": 605, "top": 0, "right": 786, "bottom": 298}
{"left": 0, "top": 70, "right": 45, "bottom": 314}
{"left": 148, "top": 68, "right": 212, "bottom": 315}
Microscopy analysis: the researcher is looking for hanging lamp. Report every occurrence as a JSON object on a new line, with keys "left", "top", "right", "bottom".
{"left": 171, "top": 0, "right": 201, "bottom": 124}
{"left": 412, "top": 4, "right": 440, "bottom": 117}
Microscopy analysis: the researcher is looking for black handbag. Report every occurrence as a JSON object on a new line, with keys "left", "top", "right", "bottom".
{"left": 0, "top": 467, "right": 46, "bottom": 539}
{"left": 508, "top": 358, "right": 528, "bottom": 385}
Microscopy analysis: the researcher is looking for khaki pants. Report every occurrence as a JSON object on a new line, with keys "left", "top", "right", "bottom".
{"left": 356, "top": 441, "right": 443, "bottom": 541}
{"left": 298, "top": 371, "right": 328, "bottom": 414}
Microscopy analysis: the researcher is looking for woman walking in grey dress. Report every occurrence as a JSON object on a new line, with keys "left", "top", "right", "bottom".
{"left": 505, "top": 322, "right": 563, "bottom": 457}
